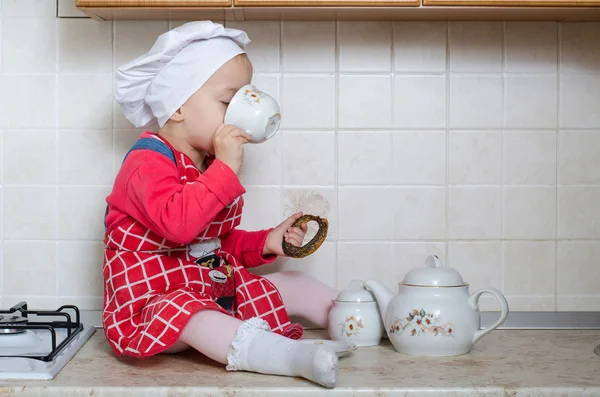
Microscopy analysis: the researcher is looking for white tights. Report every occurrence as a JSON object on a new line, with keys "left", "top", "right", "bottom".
{"left": 164, "top": 271, "right": 340, "bottom": 387}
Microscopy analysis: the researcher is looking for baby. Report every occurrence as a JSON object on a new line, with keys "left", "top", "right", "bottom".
{"left": 103, "top": 21, "right": 340, "bottom": 388}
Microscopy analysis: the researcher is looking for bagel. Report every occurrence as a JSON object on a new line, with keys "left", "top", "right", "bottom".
{"left": 282, "top": 215, "right": 328, "bottom": 258}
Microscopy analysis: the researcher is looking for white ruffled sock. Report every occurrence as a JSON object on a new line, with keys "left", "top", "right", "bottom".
{"left": 226, "top": 318, "right": 338, "bottom": 388}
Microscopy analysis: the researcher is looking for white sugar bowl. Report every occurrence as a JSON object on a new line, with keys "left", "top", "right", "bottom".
{"left": 327, "top": 280, "right": 383, "bottom": 347}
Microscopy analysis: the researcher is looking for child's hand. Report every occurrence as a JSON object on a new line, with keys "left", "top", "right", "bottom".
{"left": 263, "top": 212, "right": 309, "bottom": 257}
{"left": 213, "top": 124, "right": 252, "bottom": 175}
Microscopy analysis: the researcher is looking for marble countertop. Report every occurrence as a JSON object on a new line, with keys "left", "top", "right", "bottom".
{"left": 2, "top": 330, "right": 600, "bottom": 396}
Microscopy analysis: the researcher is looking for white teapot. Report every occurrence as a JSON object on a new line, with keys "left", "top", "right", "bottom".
{"left": 364, "top": 255, "right": 509, "bottom": 356}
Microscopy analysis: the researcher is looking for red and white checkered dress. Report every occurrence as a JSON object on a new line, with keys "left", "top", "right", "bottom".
{"left": 102, "top": 132, "right": 303, "bottom": 358}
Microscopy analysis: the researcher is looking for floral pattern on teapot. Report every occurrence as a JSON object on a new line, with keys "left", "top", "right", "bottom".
{"left": 389, "top": 309, "right": 456, "bottom": 337}
{"left": 340, "top": 315, "right": 364, "bottom": 337}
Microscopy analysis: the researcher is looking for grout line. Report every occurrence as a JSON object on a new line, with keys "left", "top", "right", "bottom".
{"left": 444, "top": 20, "right": 450, "bottom": 263}
{"left": 55, "top": 15, "right": 60, "bottom": 298}
{"left": 112, "top": 19, "right": 116, "bottom": 180}
{"left": 333, "top": 19, "right": 339, "bottom": 290}
{"left": 555, "top": 22, "right": 561, "bottom": 311}
{"left": 501, "top": 21, "right": 506, "bottom": 293}
{"left": 390, "top": 21, "right": 396, "bottom": 191}
{"left": 278, "top": 20, "right": 284, "bottom": 194}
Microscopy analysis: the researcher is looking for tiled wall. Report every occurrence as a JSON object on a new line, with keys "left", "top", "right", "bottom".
{"left": 0, "top": 0, "right": 599, "bottom": 312}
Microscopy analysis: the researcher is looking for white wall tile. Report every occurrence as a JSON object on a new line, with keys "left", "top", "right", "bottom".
{"left": 507, "top": 297, "right": 556, "bottom": 312}
{"left": 339, "top": 75, "right": 392, "bottom": 128}
{"left": 392, "top": 187, "right": 446, "bottom": 239}
{"left": 2, "top": 18, "right": 56, "bottom": 73}
{"left": 58, "top": 187, "right": 112, "bottom": 240}
{"left": 505, "top": 22, "right": 557, "bottom": 73}
{"left": 558, "top": 186, "right": 600, "bottom": 239}
{"left": 338, "top": 132, "right": 392, "bottom": 185}
{"left": 282, "top": 131, "right": 334, "bottom": 186}
{"left": 282, "top": 22, "right": 335, "bottom": 72}
{"left": 57, "top": 0, "right": 88, "bottom": 17}
{"left": 394, "top": 21, "right": 446, "bottom": 73}
{"left": 505, "top": 75, "right": 557, "bottom": 129}
{"left": 59, "top": 19, "right": 113, "bottom": 73}
{"left": 449, "top": 131, "right": 502, "bottom": 185}
{"left": 58, "top": 241, "right": 104, "bottom": 297}
{"left": 3, "top": 241, "right": 57, "bottom": 296}
{"left": 504, "top": 241, "right": 555, "bottom": 296}
{"left": 449, "top": 187, "right": 502, "bottom": 239}
{"left": 338, "top": 187, "right": 392, "bottom": 240}
{"left": 450, "top": 75, "right": 503, "bottom": 129}
{"left": 228, "top": 22, "right": 280, "bottom": 73}
{"left": 260, "top": 242, "right": 336, "bottom": 288}
{"left": 560, "top": 23, "right": 600, "bottom": 74}
{"left": 557, "top": 296, "right": 600, "bottom": 311}
{"left": 114, "top": 21, "right": 169, "bottom": 68}
{"left": 4, "top": 130, "right": 56, "bottom": 185}
{"left": 448, "top": 242, "right": 502, "bottom": 291}
{"left": 282, "top": 187, "right": 335, "bottom": 240}
{"left": 59, "top": 130, "right": 113, "bottom": 185}
{"left": 337, "top": 242, "right": 394, "bottom": 290}
{"left": 393, "top": 132, "right": 446, "bottom": 186}
{"left": 113, "top": 129, "right": 143, "bottom": 176}
{"left": 503, "top": 131, "right": 556, "bottom": 185}
{"left": 449, "top": 22, "right": 503, "bottom": 73}
{"left": 1, "top": 0, "right": 55, "bottom": 18}
{"left": 251, "top": 74, "right": 280, "bottom": 103}
{"left": 237, "top": 187, "right": 282, "bottom": 231}
{"left": 282, "top": 75, "right": 335, "bottom": 129}
{"left": 0, "top": 75, "right": 55, "bottom": 129}
{"left": 504, "top": 187, "right": 557, "bottom": 240}
{"left": 57, "top": 297, "right": 103, "bottom": 311}
{"left": 4, "top": 187, "right": 57, "bottom": 239}
{"left": 560, "top": 74, "right": 600, "bottom": 129}
{"left": 339, "top": 22, "right": 391, "bottom": 72}
{"left": 58, "top": 74, "right": 113, "bottom": 129}
{"left": 2, "top": 296, "right": 59, "bottom": 310}
{"left": 392, "top": 242, "right": 446, "bottom": 281}
{"left": 394, "top": 76, "right": 446, "bottom": 128}
{"left": 558, "top": 242, "right": 600, "bottom": 295}
{"left": 559, "top": 130, "right": 600, "bottom": 185}
{"left": 240, "top": 134, "right": 282, "bottom": 186}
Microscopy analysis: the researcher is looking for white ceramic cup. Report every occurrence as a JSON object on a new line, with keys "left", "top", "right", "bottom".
{"left": 224, "top": 84, "right": 281, "bottom": 144}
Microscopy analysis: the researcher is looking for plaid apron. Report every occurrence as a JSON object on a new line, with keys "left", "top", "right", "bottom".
{"left": 102, "top": 134, "right": 303, "bottom": 358}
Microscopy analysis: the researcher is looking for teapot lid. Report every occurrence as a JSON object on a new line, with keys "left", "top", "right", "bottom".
{"left": 335, "top": 279, "right": 375, "bottom": 302}
{"left": 401, "top": 255, "right": 467, "bottom": 287}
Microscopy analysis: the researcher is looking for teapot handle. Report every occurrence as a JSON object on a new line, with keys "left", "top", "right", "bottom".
{"left": 468, "top": 288, "right": 509, "bottom": 345}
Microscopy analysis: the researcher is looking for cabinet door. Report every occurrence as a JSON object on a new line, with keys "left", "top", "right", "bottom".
{"left": 77, "top": 0, "right": 232, "bottom": 8}
{"left": 423, "top": 0, "right": 600, "bottom": 5}
{"left": 235, "top": 0, "right": 419, "bottom": 7}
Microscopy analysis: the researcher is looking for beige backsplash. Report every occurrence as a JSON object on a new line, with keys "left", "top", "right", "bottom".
{"left": 0, "top": 1, "right": 599, "bottom": 312}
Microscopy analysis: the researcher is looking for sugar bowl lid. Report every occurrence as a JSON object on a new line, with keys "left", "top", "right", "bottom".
{"left": 335, "top": 279, "right": 375, "bottom": 302}
{"left": 401, "top": 255, "right": 467, "bottom": 287}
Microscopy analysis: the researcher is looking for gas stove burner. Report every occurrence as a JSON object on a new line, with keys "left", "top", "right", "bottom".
{"left": 0, "top": 314, "right": 28, "bottom": 334}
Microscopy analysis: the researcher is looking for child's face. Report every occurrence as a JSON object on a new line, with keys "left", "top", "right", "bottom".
{"left": 177, "top": 54, "right": 253, "bottom": 154}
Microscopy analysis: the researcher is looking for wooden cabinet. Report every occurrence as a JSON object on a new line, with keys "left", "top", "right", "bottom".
{"left": 234, "top": 0, "right": 418, "bottom": 7}
{"left": 423, "top": 0, "right": 600, "bottom": 5}
{"left": 77, "top": 0, "right": 232, "bottom": 7}
{"left": 76, "top": 0, "right": 600, "bottom": 20}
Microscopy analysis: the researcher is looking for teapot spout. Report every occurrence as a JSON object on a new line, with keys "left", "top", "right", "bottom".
{"left": 364, "top": 280, "right": 394, "bottom": 319}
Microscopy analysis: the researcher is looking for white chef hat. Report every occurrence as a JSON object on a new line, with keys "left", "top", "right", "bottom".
{"left": 115, "top": 21, "right": 250, "bottom": 128}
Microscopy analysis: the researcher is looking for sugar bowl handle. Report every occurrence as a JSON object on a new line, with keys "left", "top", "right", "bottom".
{"left": 468, "top": 288, "right": 509, "bottom": 345}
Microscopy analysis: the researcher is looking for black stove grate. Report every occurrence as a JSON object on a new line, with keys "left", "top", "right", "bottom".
{"left": 0, "top": 301, "right": 83, "bottom": 362}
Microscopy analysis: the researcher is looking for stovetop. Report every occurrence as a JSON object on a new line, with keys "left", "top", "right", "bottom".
{"left": 0, "top": 301, "right": 96, "bottom": 380}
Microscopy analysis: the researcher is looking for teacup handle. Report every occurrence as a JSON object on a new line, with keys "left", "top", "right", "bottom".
{"left": 468, "top": 288, "right": 509, "bottom": 345}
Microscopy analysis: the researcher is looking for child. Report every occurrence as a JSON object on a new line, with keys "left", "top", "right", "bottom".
{"left": 103, "top": 21, "right": 340, "bottom": 388}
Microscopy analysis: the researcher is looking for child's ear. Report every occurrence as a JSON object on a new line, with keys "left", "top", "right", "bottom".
{"left": 169, "top": 108, "right": 184, "bottom": 122}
